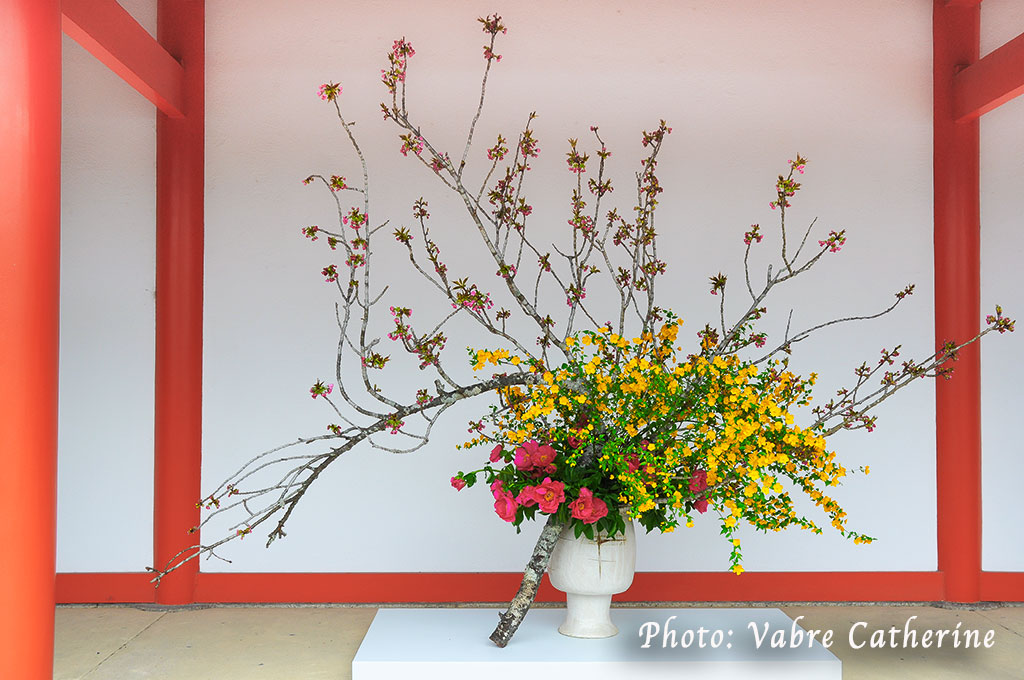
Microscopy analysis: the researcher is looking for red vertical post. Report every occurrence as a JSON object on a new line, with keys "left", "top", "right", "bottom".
{"left": 0, "top": 1, "right": 62, "bottom": 677}
{"left": 933, "top": 0, "right": 982, "bottom": 602}
{"left": 154, "top": 0, "right": 205, "bottom": 604}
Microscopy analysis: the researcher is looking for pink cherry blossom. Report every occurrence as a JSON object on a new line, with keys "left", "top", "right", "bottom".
{"left": 309, "top": 381, "right": 334, "bottom": 399}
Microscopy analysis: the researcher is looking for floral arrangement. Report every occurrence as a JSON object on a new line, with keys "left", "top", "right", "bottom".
{"left": 452, "top": 317, "right": 864, "bottom": 575}
{"left": 152, "top": 14, "right": 1014, "bottom": 648}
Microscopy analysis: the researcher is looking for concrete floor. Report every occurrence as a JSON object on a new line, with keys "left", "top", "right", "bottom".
{"left": 54, "top": 603, "right": 1024, "bottom": 679}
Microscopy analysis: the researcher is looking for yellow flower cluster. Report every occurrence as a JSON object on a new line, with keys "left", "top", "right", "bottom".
{"left": 472, "top": 348, "right": 516, "bottom": 371}
{"left": 465, "top": 315, "right": 873, "bottom": 572}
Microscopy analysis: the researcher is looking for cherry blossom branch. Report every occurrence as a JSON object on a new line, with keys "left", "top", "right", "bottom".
{"left": 150, "top": 372, "right": 541, "bottom": 584}
{"left": 489, "top": 514, "right": 565, "bottom": 648}
{"left": 752, "top": 286, "right": 915, "bottom": 364}
{"left": 814, "top": 316, "right": 1012, "bottom": 435}
{"left": 458, "top": 16, "right": 505, "bottom": 179}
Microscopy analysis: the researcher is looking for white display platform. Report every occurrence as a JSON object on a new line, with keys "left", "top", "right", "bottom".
{"left": 352, "top": 608, "right": 841, "bottom": 679}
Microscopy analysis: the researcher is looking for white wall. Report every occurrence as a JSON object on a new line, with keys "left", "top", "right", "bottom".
{"left": 58, "top": 0, "right": 157, "bottom": 572}
{"left": 981, "top": 0, "right": 1024, "bottom": 572}
{"left": 202, "top": 0, "right": 945, "bottom": 573}
{"left": 54, "top": 0, "right": 1024, "bottom": 577}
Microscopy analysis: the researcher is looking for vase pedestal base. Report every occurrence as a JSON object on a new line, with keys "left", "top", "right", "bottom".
{"left": 353, "top": 608, "right": 841, "bottom": 679}
{"left": 559, "top": 593, "right": 618, "bottom": 638}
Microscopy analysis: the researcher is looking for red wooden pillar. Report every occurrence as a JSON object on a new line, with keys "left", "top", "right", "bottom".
{"left": 933, "top": 0, "right": 982, "bottom": 602}
{"left": 154, "top": 0, "right": 205, "bottom": 604}
{"left": 0, "top": 1, "right": 62, "bottom": 677}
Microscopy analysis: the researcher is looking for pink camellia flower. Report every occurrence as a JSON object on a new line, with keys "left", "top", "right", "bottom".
{"left": 689, "top": 470, "right": 708, "bottom": 494}
{"left": 494, "top": 490, "right": 518, "bottom": 523}
{"left": 566, "top": 435, "right": 582, "bottom": 449}
{"left": 532, "top": 444, "right": 556, "bottom": 467}
{"left": 489, "top": 444, "right": 504, "bottom": 463}
{"left": 516, "top": 486, "right": 537, "bottom": 507}
{"left": 626, "top": 452, "right": 641, "bottom": 474}
{"left": 569, "top": 487, "right": 609, "bottom": 525}
{"left": 514, "top": 443, "right": 535, "bottom": 470}
{"left": 450, "top": 477, "right": 467, "bottom": 491}
{"left": 517, "top": 477, "right": 565, "bottom": 513}
{"left": 490, "top": 479, "right": 505, "bottom": 498}
{"left": 514, "top": 440, "right": 556, "bottom": 470}
{"left": 693, "top": 496, "right": 709, "bottom": 514}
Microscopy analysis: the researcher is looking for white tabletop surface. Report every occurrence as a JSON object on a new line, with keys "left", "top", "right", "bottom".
{"left": 353, "top": 608, "right": 841, "bottom": 679}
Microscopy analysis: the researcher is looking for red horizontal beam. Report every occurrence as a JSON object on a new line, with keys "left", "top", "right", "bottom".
{"left": 195, "top": 573, "right": 538, "bottom": 604}
{"left": 61, "top": 0, "right": 185, "bottom": 117}
{"left": 623, "top": 572, "right": 945, "bottom": 603}
{"left": 56, "top": 573, "right": 156, "bottom": 604}
{"left": 980, "top": 572, "right": 1024, "bottom": 601}
{"left": 945, "top": 0, "right": 983, "bottom": 7}
{"left": 954, "top": 29, "right": 1024, "bottom": 121}
{"left": 57, "top": 571, "right": 1024, "bottom": 605}
{"left": 57, "top": 571, "right": 954, "bottom": 604}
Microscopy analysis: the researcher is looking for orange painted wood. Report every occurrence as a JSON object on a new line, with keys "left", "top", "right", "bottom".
{"left": 194, "top": 573, "right": 542, "bottom": 604}
{"left": 954, "top": 30, "right": 1024, "bottom": 121}
{"left": 980, "top": 572, "right": 1024, "bottom": 601}
{"left": 56, "top": 571, "right": 949, "bottom": 604}
{"left": 933, "top": 0, "right": 982, "bottom": 603}
{"left": 153, "top": 0, "right": 205, "bottom": 605}
{"left": 56, "top": 574, "right": 157, "bottom": 604}
{"left": 0, "top": 2, "right": 62, "bottom": 677}
{"left": 190, "top": 572, "right": 944, "bottom": 604}
{"left": 622, "top": 572, "right": 946, "bottom": 603}
{"left": 61, "top": 0, "right": 184, "bottom": 118}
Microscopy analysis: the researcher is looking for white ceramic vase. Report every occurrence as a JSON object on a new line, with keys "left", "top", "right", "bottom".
{"left": 546, "top": 512, "right": 636, "bottom": 638}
